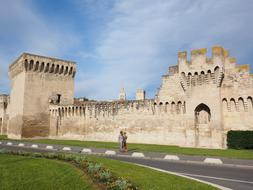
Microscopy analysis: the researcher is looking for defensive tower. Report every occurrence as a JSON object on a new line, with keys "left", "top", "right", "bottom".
{"left": 8, "top": 53, "right": 76, "bottom": 138}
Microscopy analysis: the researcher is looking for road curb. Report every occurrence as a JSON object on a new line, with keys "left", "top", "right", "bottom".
{"left": 105, "top": 150, "right": 116, "bottom": 155}
{"left": 31, "top": 144, "right": 38, "bottom": 148}
{"left": 62, "top": 147, "right": 71, "bottom": 151}
{"left": 164, "top": 155, "right": 180, "bottom": 160}
{"left": 132, "top": 152, "right": 145, "bottom": 157}
{"left": 204, "top": 158, "right": 223, "bottom": 164}
{"left": 6, "top": 142, "right": 13, "bottom": 146}
{"left": 46, "top": 145, "right": 54, "bottom": 149}
{"left": 18, "top": 143, "right": 25, "bottom": 147}
{"left": 81, "top": 148, "right": 92, "bottom": 153}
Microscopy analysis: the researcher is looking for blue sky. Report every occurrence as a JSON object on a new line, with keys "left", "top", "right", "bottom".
{"left": 0, "top": 0, "right": 253, "bottom": 100}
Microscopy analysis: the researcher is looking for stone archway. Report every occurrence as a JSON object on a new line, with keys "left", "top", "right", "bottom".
{"left": 194, "top": 103, "right": 211, "bottom": 147}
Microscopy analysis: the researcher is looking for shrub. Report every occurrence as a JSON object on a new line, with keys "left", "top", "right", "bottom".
{"left": 74, "top": 155, "right": 87, "bottom": 163}
{"left": 227, "top": 130, "right": 253, "bottom": 149}
{"left": 115, "top": 179, "right": 128, "bottom": 190}
{"left": 44, "top": 153, "right": 58, "bottom": 159}
{"left": 32, "top": 152, "right": 43, "bottom": 158}
{"left": 62, "top": 154, "right": 76, "bottom": 161}
{"left": 87, "top": 162, "right": 102, "bottom": 174}
{"left": 98, "top": 169, "right": 112, "bottom": 182}
{"left": 107, "top": 178, "right": 138, "bottom": 190}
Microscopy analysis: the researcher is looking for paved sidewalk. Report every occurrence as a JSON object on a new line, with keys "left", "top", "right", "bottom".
{"left": 1, "top": 139, "right": 253, "bottom": 168}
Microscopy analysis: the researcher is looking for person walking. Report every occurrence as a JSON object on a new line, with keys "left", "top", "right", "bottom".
{"left": 118, "top": 131, "right": 124, "bottom": 152}
{"left": 123, "top": 132, "right": 128, "bottom": 152}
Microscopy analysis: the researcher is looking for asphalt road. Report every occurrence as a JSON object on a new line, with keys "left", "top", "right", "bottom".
{"left": 110, "top": 156, "right": 253, "bottom": 190}
{"left": 0, "top": 144, "right": 253, "bottom": 190}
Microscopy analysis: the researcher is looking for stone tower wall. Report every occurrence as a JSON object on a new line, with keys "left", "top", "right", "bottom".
{"left": 136, "top": 89, "right": 145, "bottom": 100}
{"left": 8, "top": 53, "right": 76, "bottom": 139}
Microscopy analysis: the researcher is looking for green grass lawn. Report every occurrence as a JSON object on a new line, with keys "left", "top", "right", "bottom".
{"left": 0, "top": 154, "right": 97, "bottom": 190}
{"left": 26, "top": 138, "right": 253, "bottom": 160}
{"left": 0, "top": 152, "right": 219, "bottom": 190}
{"left": 88, "top": 155, "right": 219, "bottom": 190}
{"left": 0, "top": 135, "right": 7, "bottom": 140}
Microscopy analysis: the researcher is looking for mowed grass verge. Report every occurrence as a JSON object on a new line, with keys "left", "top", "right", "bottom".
{"left": 0, "top": 154, "right": 97, "bottom": 190}
{"left": 87, "top": 155, "right": 219, "bottom": 190}
{"left": 0, "top": 151, "right": 219, "bottom": 190}
{"left": 25, "top": 138, "right": 253, "bottom": 160}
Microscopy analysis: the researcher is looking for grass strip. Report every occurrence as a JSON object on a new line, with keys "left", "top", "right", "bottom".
{"left": 88, "top": 155, "right": 219, "bottom": 190}
{"left": 0, "top": 153, "right": 96, "bottom": 190}
{"left": 25, "top": 138, "right": 253, "bottom": 160}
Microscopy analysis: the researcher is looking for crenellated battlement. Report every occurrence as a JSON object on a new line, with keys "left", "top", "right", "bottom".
{"left": 9, "top": 53, "right": 76, "bottom": 79}
{"left": 236, "top": 64, "right": 250, "bottom": 73}
{"left": 176, "top": 46, "right": 242, "bottom": 86}
{"left": 178, "top": 46, "right": 235, "bottom": 71}
{"left": 191, "top": 48, "right": 207, "bottom": 55}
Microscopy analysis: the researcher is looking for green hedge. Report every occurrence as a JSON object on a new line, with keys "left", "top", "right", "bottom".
{"left": 227, "top": 130, "right": 253, "bottom": 149}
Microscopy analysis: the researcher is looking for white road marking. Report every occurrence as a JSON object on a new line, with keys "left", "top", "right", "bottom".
{"left": 133, "top": 163, "right": 232, "bottom": 190}
{"left": 180, "top": 172, "right": 253, "bottom": 184}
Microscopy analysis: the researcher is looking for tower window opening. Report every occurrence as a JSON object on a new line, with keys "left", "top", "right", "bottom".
{"left": 56, "top": 94, "right": 61, "bottom": 104}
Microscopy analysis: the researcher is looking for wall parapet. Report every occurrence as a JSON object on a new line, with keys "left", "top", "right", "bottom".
{"left": 9, "top": 53, "right": 76, "bottom": 78}
{"left": 49, "top": 99, "right": 153, "bottom": 118}
{"left": 49, "top": 98, "right": 186, "bottom": 120}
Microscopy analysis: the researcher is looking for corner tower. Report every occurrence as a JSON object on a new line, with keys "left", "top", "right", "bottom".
{"left": 8, "top": 53, "right": 76, "bottom": 139}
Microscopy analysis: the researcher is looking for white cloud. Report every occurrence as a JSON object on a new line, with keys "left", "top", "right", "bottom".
{"left": 76, "top": 0, "right": 253, "bottom": 100}
{"left": 0, "top": 1, "right": 79, "bottom": 55}
{"left": 1, "top": 0, "right": 253, "bottom": 100}
{"left": 0, "top": 0, "right": 79, "bottom": 93}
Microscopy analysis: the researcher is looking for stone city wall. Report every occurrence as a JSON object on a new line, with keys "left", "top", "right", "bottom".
{"left": 48, "top": 99, "right": 226, "bottom": 148}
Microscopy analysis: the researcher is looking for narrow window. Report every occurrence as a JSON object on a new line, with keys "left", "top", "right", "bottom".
{"left": 57, "top": 94, "right": 61, "bottom": 104}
